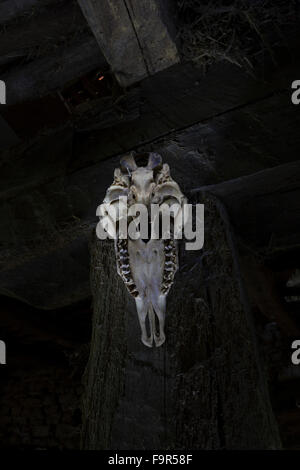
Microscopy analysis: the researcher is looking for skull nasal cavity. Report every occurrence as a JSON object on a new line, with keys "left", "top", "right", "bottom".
{"left": 135, "top": 152, "right": 162, "bottom": 171}
{"left": 135, "top": 153, "right": 150, "bottom": 167}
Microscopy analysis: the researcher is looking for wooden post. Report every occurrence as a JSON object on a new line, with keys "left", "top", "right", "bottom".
{"left": 77, "top": 0, "right": 179, "bottom": 87}
{"left": 81, "top": 194, "right": 281, "bottom": 449}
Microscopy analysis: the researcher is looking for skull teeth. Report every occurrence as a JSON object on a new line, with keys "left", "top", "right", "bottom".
{"left": 161, "top": 239, "right": 177, "bottom": 293}
{"left": 121, "top": 264, "right": 130, "bottom": 269}
{"left": 162, "top": 280, "right": 172, "bottom": 293}
{"left": 116, "top": 239, "right": 139, "bottom": 297}
{"left": 164, "top": 272, "right": 174, "bottom": 280}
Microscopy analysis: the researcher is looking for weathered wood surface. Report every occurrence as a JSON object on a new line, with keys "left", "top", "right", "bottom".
{"left": 77, "top": 0, "right": 179, "bottom": 87}
{"left": 3, "top": 34, "right": 107, "bottom": 104}
{"left": 0, "top": 115, "right": 19, "bottom": 150}
{"left": 123, "top": 0, "right": 179, "bottom": 75}
{"left": 192, "top": 160, "right": 300, "bottom": 252}
{"left": 74, "top": 88, "right": 140, "bottom": 132}
{"left": 81, "top": 237, "right": 128, "bottom": 449}
{"left": 0, "top": 0, "right": 87, "bottom": 65}
{"left": 0, "top": 0, "right": 58, "bottom": 25}
{"left": 73, "top": 60, "right": 300, "bottom": 169}
{"left": 82, "top": 197, "right": 281, "bottom": 449}
{"left": 190, "top": 161, "right": 300, "bottom": 338}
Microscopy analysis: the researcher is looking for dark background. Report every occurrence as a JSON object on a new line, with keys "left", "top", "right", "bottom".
{"left": 0, "top": 0, "right": 300, "bottom": 450}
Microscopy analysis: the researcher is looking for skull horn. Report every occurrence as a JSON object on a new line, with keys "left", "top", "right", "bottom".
{"left": 120, "top": 153, "right": 138, "bottom": 174}
{"left": 147, "top": 152, "right": 163, "bottom": 171}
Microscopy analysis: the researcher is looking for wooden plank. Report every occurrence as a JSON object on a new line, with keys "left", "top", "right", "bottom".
{"left": 72, "top": 58, "right": 300, "bottom": 170}
{"left": 0, "top": 0, "right": 87, "bottom": 65}
{"left": 77, "top": 0, "right": 147, "bottom": 86}
{"left": 1, "top": 62, "right": 300, "bottom": 207}
{"left": 77, "top": 0, "right": 179, "bottom": 87}
{"left": 123, "top": 0, "right": 179, "bottom": 75}
{"left": 192, "top": 160, "right": 300, "bottom": 252}
{"left": 3, "top": 34, "right": 107, "bottom": 104}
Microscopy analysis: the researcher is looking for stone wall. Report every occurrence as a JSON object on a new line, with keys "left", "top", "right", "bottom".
{"left": 0, "top": 355, "right": 83, "bottom": 449}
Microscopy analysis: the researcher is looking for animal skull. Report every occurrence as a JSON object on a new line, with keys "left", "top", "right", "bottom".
{"left": 100, "top": 152, "right": 186, "bottom": 347}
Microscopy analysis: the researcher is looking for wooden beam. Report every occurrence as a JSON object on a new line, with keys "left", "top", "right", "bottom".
{"left": 190, "top": 161, "right": 300, "bottom": 337}
{"left": 71, "top": 53, "right": 300, "bottom": 170}
{"left": 77, "top": 0, "right": 179, "bottom": 87}
{"left": 192, "top": 160, "right": 300, "bottom": 253}
{"left": 3, "top": 34, "right": 107, "bottom": 104}
{"left": 0, "top": 0, "right": 57, "bottom": 25}
{"left": 122, "top": 0, "right": 179, "bottom": 75}
{"left": 0, "top": 0, "right": 87, "bottom": 65}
